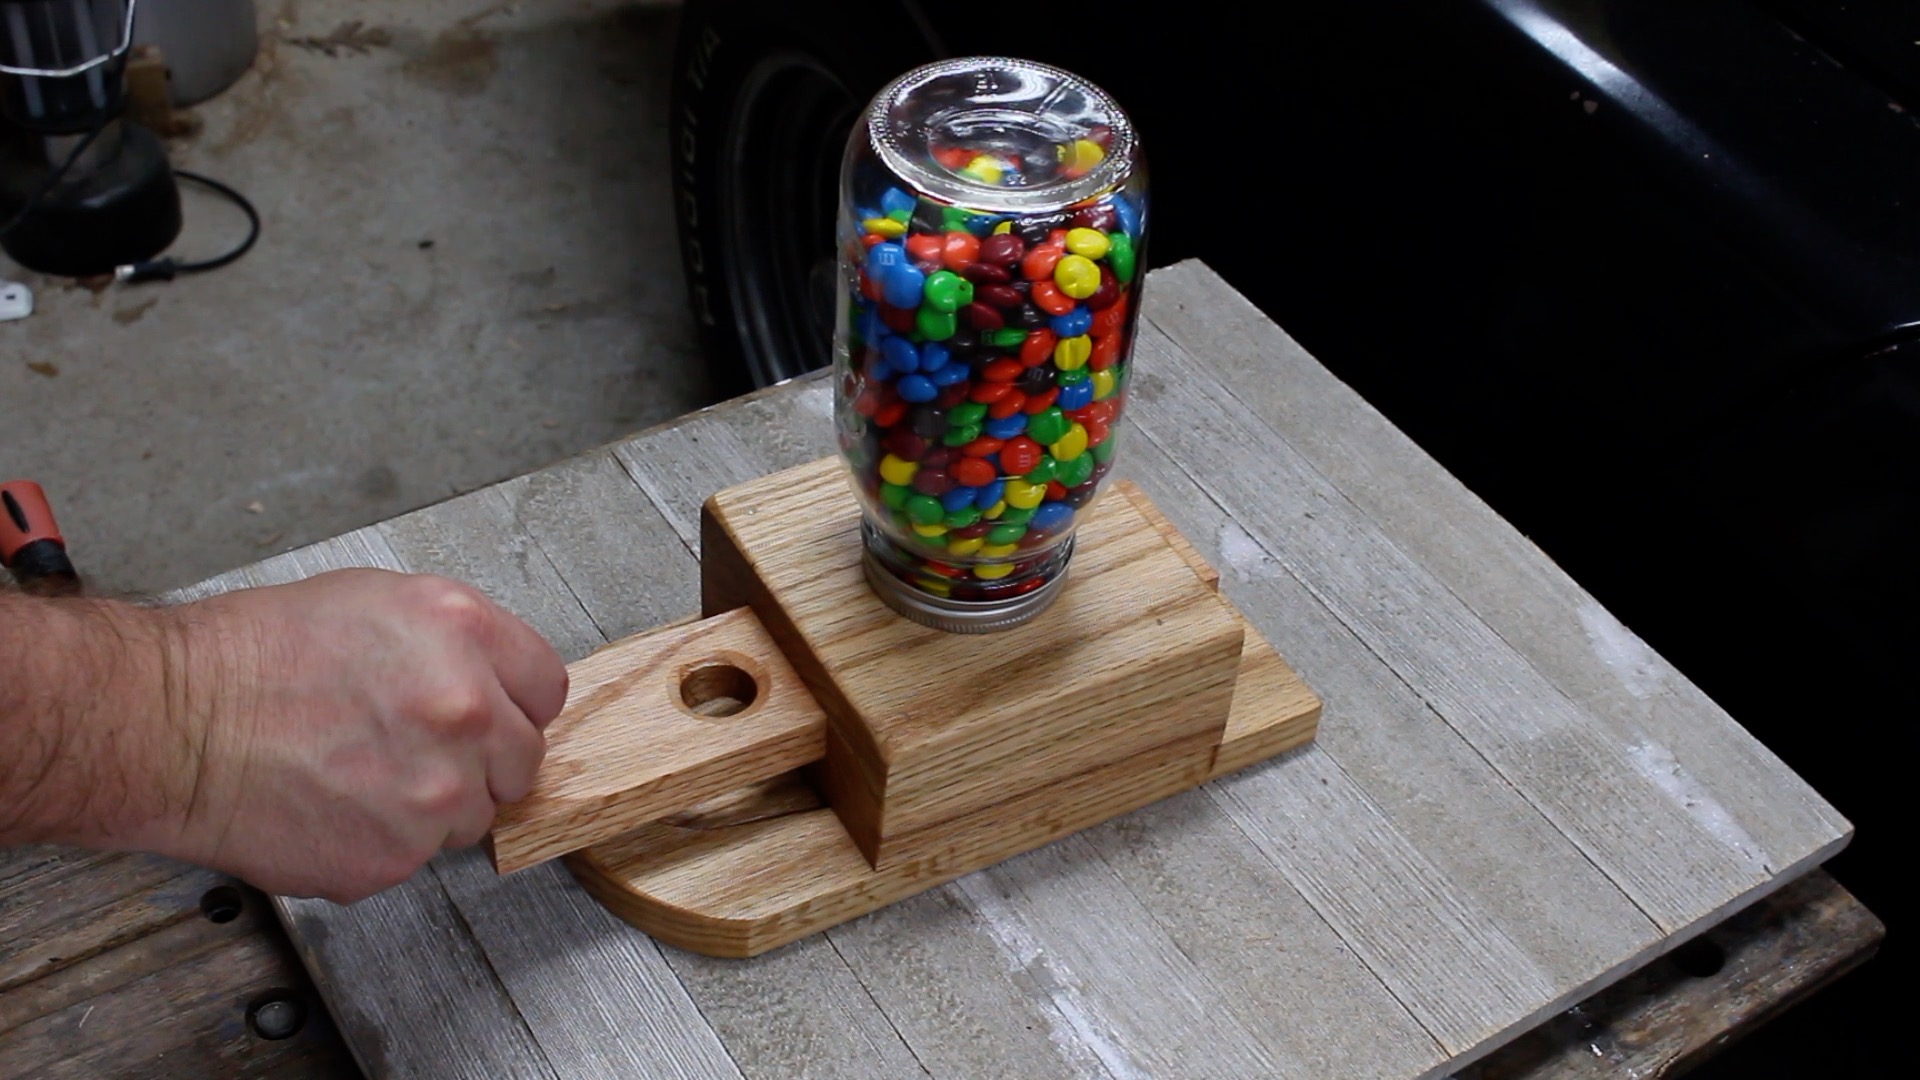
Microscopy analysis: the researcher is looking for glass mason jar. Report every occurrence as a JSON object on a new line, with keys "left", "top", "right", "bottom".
{"left": 833, "top": 57, "right": 1147, "bottom": 633}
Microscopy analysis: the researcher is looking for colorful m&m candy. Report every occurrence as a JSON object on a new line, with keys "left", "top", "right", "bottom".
{"left": 835, "top": 58, "right": 1146, "bottom": 628}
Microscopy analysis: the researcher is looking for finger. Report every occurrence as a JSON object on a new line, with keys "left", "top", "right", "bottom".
{"left": 476, "top": 601, "right": 571, "bottom": 730}
{"left": 482, "top": 684, "right": 547, "bottom": 804}
{"left": 441, "top": 781, "right": 499, "bottom": 850}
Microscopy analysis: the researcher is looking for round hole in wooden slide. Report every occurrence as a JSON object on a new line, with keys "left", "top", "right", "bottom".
{"left": 680, "top": 663, "right": 759, "bottom": 718}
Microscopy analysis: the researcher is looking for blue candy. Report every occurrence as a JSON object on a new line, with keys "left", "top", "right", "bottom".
{"left": 1057, "top": 379, "right": 1094, "bottom": 411}
{"left": 1049, "top": 308, "right": 1093, "bottom": 338}
{"left": 984, "top": 414, "right": 1029, "bottom": 439}
{"left": 1113, "top": 194, "right": 1142, "bottom": 239}
{"left": 920, "top": 342, "right": 951, "bottom": 373}
{"left": 880, "top": 187, "right": 916, "bottom": 216}
{"left": 928, "top": 360, "right": 970, "bottom": 387}
{"left": 881, "top": 265, "right": 926, "bottom": 310}
{"left": 881, "top": 336, "right": 920, "bottom": 374}
{"left": 942, "top": 486, "right": 977, "bottom": 512}
{"left": 976, "top": 478, "right": 1006, "bottom": 509}
{"left": 866, "top": 241, "right": 905, "bottom": 270}
{"left": 896, "top": 374, "right": 937, "bottom": 403}
{"left": 1030, "top": 502, "right": 1074, "bottom": 533}
{"left": 858, "top": 307, "right": 890, "bottom": 346}
{"left": 965, "top": 213, "right": 1001, "bottom": 235}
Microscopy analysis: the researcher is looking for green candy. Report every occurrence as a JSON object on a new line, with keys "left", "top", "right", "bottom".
{"left": 1027, "top": 407, "right": 1070, "bottom": 446}
{"left": 944, "top": 507, "right": 981, "bottom": 528}
{"left": 1057, "top": 368, "right": 1090, "bottom": 385}
{"left": 1091, "top": 434, "right": 1119, "bottom": 463}
{"left": 1023, "top": 455, "right": 1059, "bottom": 484}
{"left": 905, "top": 494, "right": 946, "bottom": 526}
{"left": 880, "top": 482, "right": 912, "bottom": 510}
{"left": 941, "top": 206, "right": 972, "bottom": 232}
{"left": 985, "top": 327, "right": 1028, "bottom": 348}
{"left": 988, "top": 522, "right": 1027, "bottom": 545}
{"left": 941, "top": 423, "right": 982, "bottom": 447}
{"left": 999, "top": 506, "right": 1035, "bottom": 526}
{"left": 915, "top": 305, "right": 957, "bottom": 341}
{"left": 922, "top": 271, "right": 965, "bottom": 314}
{"left": 1059, "top": 453, "right": 1095, "bottom": 487}
{"left": 948, "top": 401, "right": 988, "bottom": 426}
{"left": 887, "top": 207, "right": 913, "bottom": 224}
{"left": 1108, "top": 232, "right": 1136, "bottom": 283}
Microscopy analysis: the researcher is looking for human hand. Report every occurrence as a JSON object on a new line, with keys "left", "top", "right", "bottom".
{"left": 155, "top": 569, "right": 568, "bottom": 902}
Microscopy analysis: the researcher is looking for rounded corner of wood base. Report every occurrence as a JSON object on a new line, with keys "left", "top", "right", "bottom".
{"left": 563, "top": 849, "right": 771, "bottom": 959}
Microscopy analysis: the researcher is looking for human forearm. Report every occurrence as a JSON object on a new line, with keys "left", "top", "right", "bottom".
{"left": 0, "top": 592, "right": 200, "bottom": 850}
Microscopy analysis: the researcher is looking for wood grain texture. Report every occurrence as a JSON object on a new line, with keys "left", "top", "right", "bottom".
{"left": 703, "top": 456, "right": 1248, "bottom": 867}
{"left": 489, "top": 607, "right": 829, "bottom": 874}
{"left": 1139, "top": 261, "right": 1851, "bottom": 903}
{"left": 1468, "top": 871, "right": 1883, "bottom": 1079}
{"left": 0, "top": 846, "right": 354, "bottom": 1080}
{"left": 1121, "top": 294, "right": 1848, "bottom": 936}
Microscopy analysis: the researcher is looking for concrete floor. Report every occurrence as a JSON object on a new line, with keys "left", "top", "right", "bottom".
{"left": 2, "top": 0, "right": 714, "bottom": 595}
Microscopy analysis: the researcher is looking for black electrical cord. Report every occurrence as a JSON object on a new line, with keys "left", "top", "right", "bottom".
{"left": 115, "top": 170, "right": 260, "bottom": 283}
{"left": 0, "top": 120, "right": 109, "bottom": 240}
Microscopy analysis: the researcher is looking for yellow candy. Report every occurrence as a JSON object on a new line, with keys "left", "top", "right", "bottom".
{"left": 973, "top": 561, "right": 1015, "bottom": 579}
{"left": 1064, "top": 228, "right": 1111, "bottom": 260}
{"left": 863, "top": 217, "right": 907, "bottom": 238}
{"left": 1054, "top": 254, "right": 1100, "bottom": 299}
{"left": 1003, "top": 479, "right": 1046, "bottom": 509}
{"left": 961, "top": 155, "right": 1004, "bottom": 185}
{"left": 979, "top": 544, "right": 1020, "bottom": 559}
{"left": 1054, "top": 334, "right": 1092, "bottom": 371}
{"left": 911, "top": 522, "right": 948, "bottom": 538}
{"left": 947, "top": 536, "right": 986, "bottom": 557}
{"left": 1050, "top": 423, "right": 1089, "bottom": 462}
{"left": 1061, "top": 138, "right": 1106, "bottom": 174}
{"left": 916, "top": 576, "right": 953, "bottom": 597}
{"left": 1092, "top": 368, "right": 1117, "bottom": 400}
{"left": 878, "top": 454, "right": 918, "bottom": 486}
{"left": 983, "top": 499, "right": 1007, "bottom": 519}
{"left": 992, "top": 220, "right": 1013, "bottom": 235}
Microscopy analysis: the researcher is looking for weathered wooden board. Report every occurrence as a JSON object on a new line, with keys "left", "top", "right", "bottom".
{"left": 161, "top": 261, "right": 1848, "bottom": 1079}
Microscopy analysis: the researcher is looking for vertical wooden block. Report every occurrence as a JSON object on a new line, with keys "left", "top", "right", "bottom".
{"left": 701, "top": 458, "right": 1246, "bottom": 869}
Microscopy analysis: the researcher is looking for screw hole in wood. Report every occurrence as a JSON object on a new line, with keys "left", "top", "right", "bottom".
{"left": 199, "top": 884, "right": 244, "bottom": 924}
{"left": 246, "top": 990, "right": 306, "bottom": 1040}
{"left": 680, "top": 663, "right": 759, "bottom": 718}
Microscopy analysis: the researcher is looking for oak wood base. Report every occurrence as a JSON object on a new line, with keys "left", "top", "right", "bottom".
{"left": 550, "top": 459, "right": 1322, "bottom": 957}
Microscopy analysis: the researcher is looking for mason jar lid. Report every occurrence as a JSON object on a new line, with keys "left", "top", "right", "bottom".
{"left": 863, "top": 545, "right": 1072, "bottom": 633}
{"left": 868, "top": 57, "right": 1136, "bottom": 214}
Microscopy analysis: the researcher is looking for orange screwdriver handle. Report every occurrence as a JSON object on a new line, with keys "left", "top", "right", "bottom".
{"left": 2, "top": 481, "right": 80, "bottom": 593}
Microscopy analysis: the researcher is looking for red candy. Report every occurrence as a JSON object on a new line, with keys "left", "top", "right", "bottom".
{"left": 977, "top": 283, "right": 1022, "bottom": 310}
{"left": 1020, "top": 330, "right": 1057, "bottom": 366}
{"left": 905, "top": 233, "right": 944, "bottom": 263}
{"left": 982, "top": 357, "right": 1022, "bottom": 383}
{"left": 1023, "top": 387, "right": 1060, "bottom": 414}
{"left": 934, "top": 146, "right": 974, "bottom": 169}
{"left": 980, "top": 232, "right": 1025, "bottom": 266}
{"left": 1085, "top": 266, "right": 1120, "bottom": 310}
{"left": 879, "top": 303, "right": 917, "bottom": 333}
{"left": 1001, "top": 437, "right": 1042, "bottom": 474}
{"left": 1085, "top": 417, "right": 1112, "bottom": 446}
{"left": 1021, "top": 243, "right": 1064, "bottom": 281}
{"left": 942, "top": 232, "right": 980, "bottom": 270}
{"left": 1089, "top": 332, "right": 1123, "bottom": 370}
{"left": 1031, "top": 281, "right": 1075, "bottom": 315}
{"left": 961, "top": 436, "right": 1003, "bottom": 457}
{"left": 952, "top": 522, "right": 993, "bottom": 539}
{"left": 885, "top": 428, "right": 927, "bottom": 460}
{"left": 953, "top": 458, "right": 996, "bottom": 486}
{"left": 1047, "top": 228, "right": 1069, "bottom": 247}
{"left": 859, "top": 272, "right": 882, "bottom": 301}
{"left": 961, "top": 261, "right": 1011, "bottom": 285}
{"left": 1090, "top": 296, "right": 1128, "bottom": 337}
{"left": 1070, "top": 204, "right": 1119, "bottom": 232}
{"left": 874, "top": 400, "right": 907, "bottom": 428}
{"left": 912, "top": 468, "right": 953, "bottom": 496}
{"left": 1047, "top": 480, "right": 1068, "bottom": 500}
{"left": 937, "top": 383, "right": 970, "bottom": 407}
{"left": 969, "top": 382, "right": 1015, "bottom": 404}
{"left": 966, "top": 302, "right": 1005, "bottom": 330}
{"left": 987, "top": 391, "right": 1027, "bottom": 419}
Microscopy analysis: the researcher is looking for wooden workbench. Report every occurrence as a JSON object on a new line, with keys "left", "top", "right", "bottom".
{"left": 0, "top": 262, "right": 1879, "bottom": 1078}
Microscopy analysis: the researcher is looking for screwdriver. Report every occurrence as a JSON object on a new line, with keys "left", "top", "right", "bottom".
{"left": 1, "top": 481, "right": 81, "bottom": 596}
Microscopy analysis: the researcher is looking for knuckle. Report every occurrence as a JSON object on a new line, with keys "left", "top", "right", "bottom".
{"left": 420, "top": 579, "right": 494, "bottom": 636}
{"left": 421, "top": 686, "right": 492, "bottom": 737}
